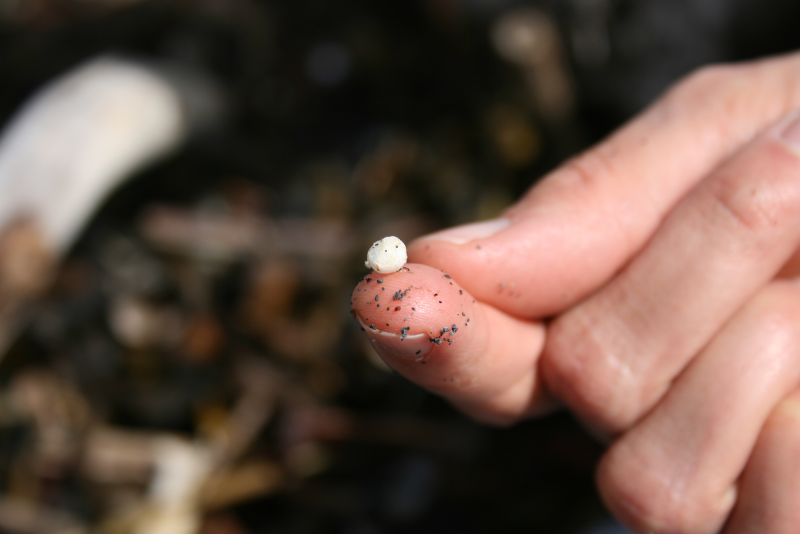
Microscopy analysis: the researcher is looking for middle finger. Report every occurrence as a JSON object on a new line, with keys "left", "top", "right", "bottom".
{"left": 543, "top": 111, "right": 800, "bottom": 436}
{"left": 598, "top": 280, "right": 800, "bottom": 534}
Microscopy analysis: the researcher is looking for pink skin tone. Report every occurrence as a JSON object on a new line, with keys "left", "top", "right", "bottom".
{"left": 354, "top": 51, "right": 800, "bottom": 533}
{"left": 351, "top": 265, "right": 548, "bottom": 425}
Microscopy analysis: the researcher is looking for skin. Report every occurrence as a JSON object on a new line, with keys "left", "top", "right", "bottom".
{"left": 352, "top": 51, "right": 800, "bottom": 533}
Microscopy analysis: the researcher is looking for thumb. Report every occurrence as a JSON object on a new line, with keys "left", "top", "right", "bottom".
{"left": 351, "top": 263, "right": 550, "bottom": 425}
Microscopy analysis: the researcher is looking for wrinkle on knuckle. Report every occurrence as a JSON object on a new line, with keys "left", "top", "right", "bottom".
{"left": 547, "top": 151, "right": 641, "bottom": 251}
{"left": 599, "top": 444, "right": 725, "bottom": 534}
{"left": 543, "top": 311, "right": 633, "bottom": 430}
{"left": 658, "top": 54, "right": 800, "bottom": 158}
{"left": 737, "top": 53, "right": 800, "bottom": 129}
{"left": 562, "top": 148, "right": 618, "bottom": 196}
{"left": 512, "top": 150, "right": 616, "bottom": 218}
{"left": 660, "top": 62, "right": 767, "bottom": 144}
{"left": 749, "top": 283, "right": 800, "bottom": 352}
{"left": 707, "top": 171, "right": 793, "bottom": 242}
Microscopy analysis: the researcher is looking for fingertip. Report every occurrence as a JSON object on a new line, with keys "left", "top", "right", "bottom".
{"left": 351, "top": 263, "right": 482, "bottom": 386}
{"left": 350, "top": 263, "right": 551, "bottom": 425}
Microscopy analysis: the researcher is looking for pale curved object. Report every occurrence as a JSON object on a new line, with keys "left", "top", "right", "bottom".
{"left": 0, "top": 55, "right": 216, "bottom": 252}
{"left": 0, "top": 55, "right": 222, "bottom": 357}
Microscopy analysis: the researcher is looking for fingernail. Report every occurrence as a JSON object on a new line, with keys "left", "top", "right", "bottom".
{"left": 355, "top": 315, "right": 434, "bottom": 361}
{"left": 779, "top": 110, "right": 800, "bottom": 155}
{"left": 413, "top": 218, "right": 510, "bottom": 245}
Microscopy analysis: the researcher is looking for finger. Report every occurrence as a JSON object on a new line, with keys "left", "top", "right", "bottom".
{"left": 723, "top": 389, "right": 800, "bottom": 534}
{"left": 350, "top": 264, "right": 551, "bottom": 425}
{"left": 409, "top": 52, "right": 800, "bottom": 319}
{"left": 544, "top": 111, "right": 800, "bottom": 434}
{"left": 596, "top": 281, "right": 800, "bottom": 534}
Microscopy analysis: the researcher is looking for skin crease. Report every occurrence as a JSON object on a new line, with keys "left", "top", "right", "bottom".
{"left": 357, "top": 52, "right": 800, "bottom": 533}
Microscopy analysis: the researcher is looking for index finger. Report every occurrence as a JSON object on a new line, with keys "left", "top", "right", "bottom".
{"left": 411, "top": 52, "right": 800, "bottom": 319}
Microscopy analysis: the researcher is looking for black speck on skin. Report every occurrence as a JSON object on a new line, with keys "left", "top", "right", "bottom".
{"left": 416, "top": 350, "right": 421, "bottom": 355}
{"left": 439, "top": 301, "right": 442, "bottom": 304}
{"left": 386, "top": 323, "right": 390, "bottom": 326}
{"left": 370, "top": 324, "right": 376, "bottom": 330}
{"left": 393, "top": 286, "right": 412, "bottom": 301}
{"left": 375, "top": 295, "right": 379, "bottom": 301}
{"left": 366, "top": 277, "right": 372, "bottom": 282}
{"left": 444, "top": 274, "right": 451, "bottom": 279}
{"left": 377, "top": 279, "right": 383, "bottom": 283}
{"left": 462, "top": 312, "right": 466, "bottom": 316}
{"left": 459, "top": 290, "right": 463, "bottom": 295}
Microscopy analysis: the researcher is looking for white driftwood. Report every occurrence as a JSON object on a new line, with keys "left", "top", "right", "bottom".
{"left": 0, "top": 55, "right": 222, "bottom": 355}
{"left": 0, "top": 57, "right": 187, "bottom": 251}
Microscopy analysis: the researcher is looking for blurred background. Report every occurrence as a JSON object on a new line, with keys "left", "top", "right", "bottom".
{"left": 0, "top": 1, "right": 798, "bottom": 533}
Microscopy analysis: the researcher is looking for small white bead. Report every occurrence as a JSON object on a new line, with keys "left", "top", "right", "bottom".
{"left": 365, "top": 236, "right": 407, "bottom": 273}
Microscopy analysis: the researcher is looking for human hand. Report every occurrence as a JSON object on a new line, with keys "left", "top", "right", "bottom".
{"left": 351, "top": 51, "right": 800, "bottom": 533}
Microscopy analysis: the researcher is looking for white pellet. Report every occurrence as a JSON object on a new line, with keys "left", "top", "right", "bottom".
{"left": 365, "top": 236, "right": 407, "bottom": 273}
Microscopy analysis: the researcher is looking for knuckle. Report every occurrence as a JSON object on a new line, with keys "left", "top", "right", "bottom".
{"left": 565, "top": 149, "right": 616, "bottom": 191}
{"left": 599, "top": 444, "right": 726, "bottom": 534}
{"left": 709, "top": 169, "right": 795, "bottom": 236}
{"left": 543, "top": 150, "right": 641, "bottom": 252}
{"left": 750, "top": 283, "right": 800, "bottom": 344}
{"left": 677, "top": 63, "right": 738, "bottom": 96}
{"left": 662, "top": 62, "right": 748, "bottom": 121}
{"left": 666, "top": 63, "right": 739, "bottom": 107}
{"left": 542, "top": 312, "right": 636, "bottom": 433}
{"left": 555, "top": 147, "right": 622, "bottom": 205}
